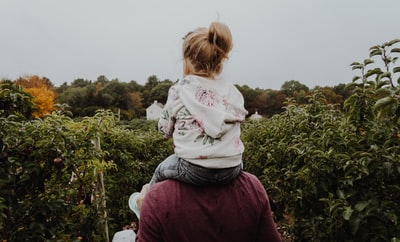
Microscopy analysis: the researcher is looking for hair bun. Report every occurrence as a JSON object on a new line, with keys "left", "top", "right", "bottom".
{"left": 208, "top": 29, "right": 217, "bottom": 45}
{"left": 208, "top": 22, "right": 232, "bottom": 55}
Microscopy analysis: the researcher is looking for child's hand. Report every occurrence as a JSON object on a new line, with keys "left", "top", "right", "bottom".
{"left": 137, "top": 183, "right": 150, "bottom": 211}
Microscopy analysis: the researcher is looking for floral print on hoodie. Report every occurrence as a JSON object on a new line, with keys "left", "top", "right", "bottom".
{"left": 158, "top": 75, "right": 248, "bottom": 169}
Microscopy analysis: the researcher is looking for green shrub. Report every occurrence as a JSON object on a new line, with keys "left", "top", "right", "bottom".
{"left": 1, "top": 39, "right": 399, "bottom": 241}
{"left": 242, "top": 39, "right": 400, "bottom": 241}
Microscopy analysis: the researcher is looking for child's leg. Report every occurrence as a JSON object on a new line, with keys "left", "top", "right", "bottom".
{"left": 149, "top": 154, "right": 180, "bottom": 186}
{"left": 178, "top": 160, "right": 243, "bottom": 186}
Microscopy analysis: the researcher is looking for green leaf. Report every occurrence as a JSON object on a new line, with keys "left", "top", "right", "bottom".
{"left": 345, "top": 82, "right": 360, "bottom": 90}
{"left": 366, "top": 68, "right": 382, "bottom": 78}
{"left": 375, "top": 96, "right": 397, "bottom": 109}
{"left": 376, "top": 80, "right": 390, "bottom": 89}
{"left": 391, "top": 48, "right": 400, "bottom": 53}
{"left": 363, "top": 59, "right": 374, "bottom": 65}
{"left": 350, "top": 217, "right": 361, "bottom": 235}
{"left": 383, "top": 162, "right": 393, "bottom": 175}
{"left": 354, "top": 201, "right": 369, "bottom": 212}
{"left": 370, "top": 49, "right": 382, "bottom": 57}
{"left": 343, "top": 206, "right": 353, "bottom": 220}
{"left": 387, "top": 38, "right": 400, "bottom": 46}
{"left": 369, "top": 45, "right": 380, "bottom": 51}
{"left": 337, "top": 190, "right": 345, "bottom": 199}
{"left": 393, "top": 67, "right": 400, "bottom": 73}
{"left": 378, "top": 72, "right": 392, "bottom": 82}
{"left": 352, "top": 76, "right": 360, "bottom": 82}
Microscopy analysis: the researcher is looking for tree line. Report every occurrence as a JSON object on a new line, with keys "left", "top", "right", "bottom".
{"left": 2, "top": 74, "right": 353, "bottom": 120}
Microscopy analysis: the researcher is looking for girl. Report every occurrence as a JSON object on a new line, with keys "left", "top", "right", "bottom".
{"left": 129, "top": 21, "right": 247, "bottom": 218}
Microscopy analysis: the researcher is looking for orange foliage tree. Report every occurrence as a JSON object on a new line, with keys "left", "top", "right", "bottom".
{"left": 15, "top": 75, "right": 56, "bottom": 118}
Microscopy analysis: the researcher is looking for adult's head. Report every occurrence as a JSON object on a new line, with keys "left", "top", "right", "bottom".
{"left": 182, "top": 21, "right": 233, "bottom": 79}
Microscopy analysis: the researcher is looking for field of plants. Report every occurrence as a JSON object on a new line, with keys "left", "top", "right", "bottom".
{"left": 1, "top": 40, "right": 399, "bottom": 241}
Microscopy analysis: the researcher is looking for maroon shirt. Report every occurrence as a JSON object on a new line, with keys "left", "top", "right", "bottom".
{"left": 136, "top": 172, "right": 282, "bottom": 242}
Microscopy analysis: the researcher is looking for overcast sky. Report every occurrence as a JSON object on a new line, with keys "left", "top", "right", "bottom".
{"left": 1, "top": 0, "right": 399, "bottom": 90}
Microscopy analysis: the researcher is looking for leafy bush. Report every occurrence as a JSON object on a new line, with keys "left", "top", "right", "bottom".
{"left": 1, "top": 39, "right": 399, "bottom": 241}
{"left": 0, "top": 109, "right": 119, "bottom": 241}
{"left": 243, "top": 93, "right": 351, "bottom": 241}
{"left": 0, "top": 80, "right": 34, "bottom": 119}
{"left": 0, "top": 104, "right": 172, "bottom": 241}
{"left": 242, "top": 39, "right": 400, "bottom": 241}
{"left": 101, "top": 120, "right": 173, "bottom": 234}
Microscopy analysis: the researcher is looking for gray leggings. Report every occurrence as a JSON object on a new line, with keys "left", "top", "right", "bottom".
{"left": 150, "top": 154, "right": 243, "bottom": 186}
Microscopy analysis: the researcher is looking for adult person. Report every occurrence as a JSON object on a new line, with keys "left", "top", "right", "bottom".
{"left": 133, "top": 21, "right": 282, "bottom": 241}
{"left": 135, "top": 171, "right": 282, "bottom": 242}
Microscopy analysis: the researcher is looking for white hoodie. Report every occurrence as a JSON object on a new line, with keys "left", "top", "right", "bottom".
{"left": 158, "top": 75, "right": 248, "bottom": 168}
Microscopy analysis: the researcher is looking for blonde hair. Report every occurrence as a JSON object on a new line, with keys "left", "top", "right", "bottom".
{"left": 182, "top": 22, "right": 233, "bottom": 79}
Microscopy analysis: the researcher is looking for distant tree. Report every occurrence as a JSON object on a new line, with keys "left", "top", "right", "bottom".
{"left": 253, "top": 90, "right": 287, "bottom": 117}
{"left": 15, "top": 75, "right": 54, "bottom": 89}
{"left": 313, "top": 86, "right": 344, "bottom": 107}
{"left": 142, "top": 75, "right": 160, "bottom": 107}
{"left": 127, "top": 80, "right": 144, "bottom": 92}
{"left": 281, "top": 80, "right": 309, "bottom": 96}
{"left": 96, "top": 75, "right": 109, "bottom": 86}
{"left": 55, "top": 78, "right": 146, "bottom": 119}
{"left": 71, "top": 78, "right": 92, "bottom": 87}
{"left": 142, "top": 75, "right": 161, "bottom": 108}
{"left": 96, "top": 80, "right": 129, "bottom": 109}
{"left": 294, "top": 89, "right": 308, "bottom": 105}
{"left": 333, "top": 83, "right": 353, "bottom": 101}
{"left": 235, "top": 84, "right": 264, "bottom": 115}
{"left": 15, "top": 75, "right": 56, "bottom": 118}
{"left": 144, "top": 75, "right": 160, "bottom": 90}
{"left": 24, "top": 86, "right": 55, "bottom": 118}
{"left": 55, "top": 86, "right": 97, "bottom": 116}
{"left": 56, "top": 82, "right": 70, "bottom": 94}
{"left": 147, "top": 80, "right": 173, "bottom": 105}
{"left": 252, "top": 91, "right": 269, "bottom": 115}
{"left": 125, "top": 92, "right": 145, "bottom": 119}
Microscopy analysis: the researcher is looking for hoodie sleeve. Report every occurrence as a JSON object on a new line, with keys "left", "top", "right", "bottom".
{"left": 158, "top": 84, "right": 184, "bottom": 138}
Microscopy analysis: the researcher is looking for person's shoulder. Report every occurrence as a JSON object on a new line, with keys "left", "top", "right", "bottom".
{"left": 233, "top": 172, "right": 267, "bottom": 195}
{"left": 237, "top": 171, "right": 263, "bottom": 185}
{"left": 240, "top": 171, "right": 259, "bottom": 179}
{"left": 148, "top": 172, "right": 264, "bottom": 195}
{"left": 150, "top": 172, "right": 262, "bottom": 190}
{"left": 235, "top": 172, "right": 270, "bottom": 205}
{"left": 147, "top": 179, "right": 180, "bottom": 197}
